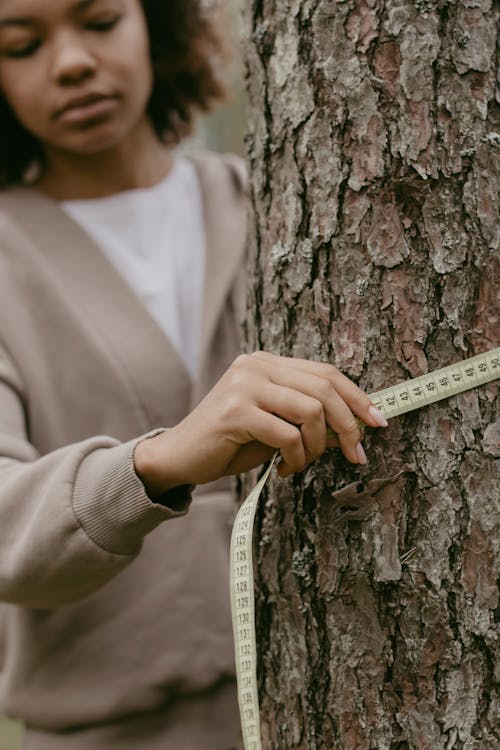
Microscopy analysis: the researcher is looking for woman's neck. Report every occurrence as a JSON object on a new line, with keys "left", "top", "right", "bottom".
{"left": 34, "top": 121, "right": 174, "bottom": 201}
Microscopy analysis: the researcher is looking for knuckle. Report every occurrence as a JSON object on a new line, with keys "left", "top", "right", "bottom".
{"left": 282, "top": 427, "right": 302, "bottom": 450}
{"left": 226, "top": 368, "right": 249, "bottom": 392}
{"left": 221, "top": 394, "right": 245, "bottom": 422}
{"left": 306, "top": 399, "right": 324, "bottom": 421}
{"left": 233, "top": 353, "right": 252, "bottom": 370}
{"left": 317, "top": 377, "right": 336, "bottom": 401}
{"left": 250, "top": 350, "right": 272, "bottom": 362}
{"left": 228, "top": 356, "right": 256, "bottom": 388}
{"left": 338, "top": 418, "right": 359, "bottom": 436}
{"left": 322, "top": 362, "right": 340, "bottom": 379}
{"left": 358, "top": 394, "right": 372, "bottom": 410}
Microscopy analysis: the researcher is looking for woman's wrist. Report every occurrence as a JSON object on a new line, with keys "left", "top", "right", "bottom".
{"left": 133, "top": 430, "right": 185, "bottom": 500}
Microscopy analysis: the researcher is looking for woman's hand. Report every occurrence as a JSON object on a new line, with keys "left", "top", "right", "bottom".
{"left": 134, "top": 352, "right": 388, "bottom": 498}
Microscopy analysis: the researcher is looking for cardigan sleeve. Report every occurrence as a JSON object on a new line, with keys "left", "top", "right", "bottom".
{"left": 0, "top": 344, "right": 191, "bottom": 609}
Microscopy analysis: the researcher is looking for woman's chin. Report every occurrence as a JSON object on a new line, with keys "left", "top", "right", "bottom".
{"left": 55, "top": 123, "right": 131, "bottom": 158}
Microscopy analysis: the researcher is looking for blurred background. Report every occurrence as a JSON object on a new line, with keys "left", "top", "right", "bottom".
{"left": 191, "top": 0, "right": 246, "bottom": 157}
{"left": 0, "top": 1, "right": 245, "bottom": 748}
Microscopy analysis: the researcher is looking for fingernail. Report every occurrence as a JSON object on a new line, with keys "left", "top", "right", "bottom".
{"left": 356, "top": 442, "right": 368, "bottom": 465}
{"left": 368, "top": 405, "right": 388, "bottom": 427}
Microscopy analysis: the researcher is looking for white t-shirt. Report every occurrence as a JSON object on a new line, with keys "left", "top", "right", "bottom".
{"left": 61, "top": 157, "right": 205, "bottom": 378}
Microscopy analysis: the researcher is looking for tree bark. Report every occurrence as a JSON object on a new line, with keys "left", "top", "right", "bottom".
{"left": 243, "top": 1, "right": 499, "bottom": 748}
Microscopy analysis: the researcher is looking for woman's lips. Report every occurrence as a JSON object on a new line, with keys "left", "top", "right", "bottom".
{"left": 57, "top": 96, "right": 119, "bottom": 125}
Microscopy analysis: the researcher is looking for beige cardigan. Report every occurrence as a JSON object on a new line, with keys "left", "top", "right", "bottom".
{"left": 0, "top": 151, "right": 246, "bottom": 749}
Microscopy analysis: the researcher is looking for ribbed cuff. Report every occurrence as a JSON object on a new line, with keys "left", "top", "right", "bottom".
{"left": 72, "top": 431, "right": 192, "bottom": 555}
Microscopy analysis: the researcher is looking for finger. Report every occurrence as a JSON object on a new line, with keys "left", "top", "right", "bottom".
{"left": 224, "top": 441, "right": 275, "bottom": 475}
{"left": 258, "top": 383, "right": 327, "bottom": 464}
{"left": 243, "top": 408, "right": 306, "bottom": 474}
{"left": 260, "top": 368, "right": 363, "bottom": 464}
{"left": 251, "top": 351, "right": 387, "bottom": 428}
{"left": 326, "top": 433, "right": 340, "bottom": 449}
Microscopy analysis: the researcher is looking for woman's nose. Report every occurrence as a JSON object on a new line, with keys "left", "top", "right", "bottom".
{"left": 50, "top": 32, "right": 97, "bottom": 85}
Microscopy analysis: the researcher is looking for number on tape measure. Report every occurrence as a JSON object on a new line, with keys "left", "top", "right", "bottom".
{"left": 230, "top": 348, "right": 499, "bottom": 750}
{"left": 230, "top": 458, "right": 275, "bottom": 750}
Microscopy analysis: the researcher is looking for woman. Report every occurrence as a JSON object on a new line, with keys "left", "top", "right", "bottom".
{"left": 0, "top": 1, "right": 387, "bottom": 747}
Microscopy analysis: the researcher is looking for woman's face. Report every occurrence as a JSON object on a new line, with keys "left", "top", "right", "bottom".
{"left": 0, "top": 0, "right": 153, "bottom": 156}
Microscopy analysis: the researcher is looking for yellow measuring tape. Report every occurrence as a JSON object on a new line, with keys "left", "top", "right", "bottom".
{"left": 229, "top": 348, "right": 500, "bottom": 750}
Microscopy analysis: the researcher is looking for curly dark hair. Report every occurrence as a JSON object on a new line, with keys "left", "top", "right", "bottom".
{"left": 0, "top": 0, "right": 228, "bottom": 187}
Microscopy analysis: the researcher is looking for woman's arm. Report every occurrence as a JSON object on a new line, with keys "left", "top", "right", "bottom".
{"left": 0, "top": 344, "right": 386, "bottom": 608}
{"left": 0, "top": 344, "right": 189, "bottom": 609}
{"left": 134, "top": 351, "right": 388, "bottom": 498}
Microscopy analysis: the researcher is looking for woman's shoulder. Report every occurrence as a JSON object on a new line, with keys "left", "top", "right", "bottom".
{"left": 215, "top": 152, "right": 248, "bottom": 195}
{"left": 0, "top": 187, "right": 34, "bottom": 252}
{"left": 185, "top": 149, "right": 248, "bottom": 199}
{"left": 0, "top": 186, "right": 60, "bottom": 259}
{"left": 0, "top": 185, "right": 54, "bottom": 228}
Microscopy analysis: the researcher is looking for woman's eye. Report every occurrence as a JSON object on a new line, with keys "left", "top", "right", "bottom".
{"left": 5, "top": 40, "right": 40, "bottom": 58}
{"left": 86, "top": 15, "right": 121, "bottom": 32}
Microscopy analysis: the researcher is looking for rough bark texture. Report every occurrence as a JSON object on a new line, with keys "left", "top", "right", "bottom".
{"left": 242, "top": 1, "right": 499, "bottom": 748}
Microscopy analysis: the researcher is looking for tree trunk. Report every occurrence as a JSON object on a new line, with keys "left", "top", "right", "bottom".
{"left": 243, "top": 1, "right": 499, "bottom": 748}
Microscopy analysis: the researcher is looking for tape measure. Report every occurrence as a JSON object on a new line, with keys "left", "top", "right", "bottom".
{"left": 229, "top": 348, "right": 500, "bottom": 750}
